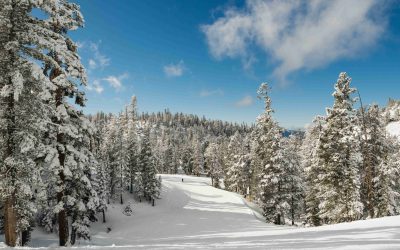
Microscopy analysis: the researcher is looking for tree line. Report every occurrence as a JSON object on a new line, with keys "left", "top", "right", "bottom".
{"left": 183, "top": 73, "right": 400, "bottom": 226}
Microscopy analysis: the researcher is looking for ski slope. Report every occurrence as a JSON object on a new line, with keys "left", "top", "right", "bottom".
{"left": 1, "top": 174, "right": 400, "bottom": 249}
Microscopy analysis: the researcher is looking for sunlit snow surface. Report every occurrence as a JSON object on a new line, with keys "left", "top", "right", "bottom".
{"left": 386, "top": 121, "right": 400, "bottom": 138}
{"left": 1, "top": 174, "right": 400, "bottom": 249}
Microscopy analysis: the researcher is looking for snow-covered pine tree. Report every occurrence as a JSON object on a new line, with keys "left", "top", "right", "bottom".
{"left": 192, "top": 137, "right": 204, "bottom": 176}
{"left": 67, "top": 118, "right": 100, "bottom": 245}
{"left": 115, "top": 111, "right": 128, "bottom": 204}
{"left": 135, "top": 170, "right": 145, "bottom": 202}
{"left": 280, "top": 135, "right": 304, "bottom": 225}
{"left": 37, "top": 0, "right": 99, "bottom": 245}
{"left": 301, "top": 116, "right": 325, "bottom": 226}
{"left": 126, "top": 96, "right": 139, "bottom": 194}
{"left": 205, "top": 142, "right": 224, "bottom": 188}
{"left": 90, "top": 119, "right": 108, "bottom": 223}
{"left": 375, "top": 135, "right": 400, "bottom": 217}
{"left": 254, "top": 83, "right": 284, "bottom": 225}
{"left": 95, "top": 160, "right": 108, "bottom": 223}
{"left": 359, "top": 104, "right": 400, "bottom": 217}
{"left": 140, "top": 127, "right": 160, "bottom": 203}
{"left": 133, "top": 125, "right": 145, "bottom": 202}
{"left": 249, "top": 131, "right": 262, "bottom": 200}
{"left": 225, "top": 132, "right": 244, "bottom": 192}
{"left": 316, "top": 72, "right": 363, "bottom": 224}
{"left": 0, "top": 0, "right": 58, "bottom": 246}
{"left": 358, "top": 104, "right": 390, "bottom": 218}
{"left": 181, "top": 144, "right": 194, "bottom": 175}
{"left": 102, "top": 116, "right": 119, "bottom": 201}
{"left": 237, "top": 138, "right": 253, "bottom": 196}
{"left": 164, "top": 141, "right": 174, "bottom": 174}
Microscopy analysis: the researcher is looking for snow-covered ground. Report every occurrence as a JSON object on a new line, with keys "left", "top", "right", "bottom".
{"left": 1, "top": 174, "right": 400, "bottom": 249}
{"left": 387, "top": 121, "right": 400, "bottom": 138}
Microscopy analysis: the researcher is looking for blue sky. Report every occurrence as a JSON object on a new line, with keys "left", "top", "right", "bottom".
{"left": 71, "top": 0, "right": 400, "bottom": 129}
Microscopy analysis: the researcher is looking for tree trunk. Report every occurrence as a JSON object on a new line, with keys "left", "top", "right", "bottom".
{"left": 4, "top": 88, "right": 17, "bottom": 247}
{"left": 50, "top": 65, "right": 69, "bottom": 246}
{"left": 276, "top": 214, "right": 281, "bottom": 225}
{"left": 57, "top": 192, "right": 69, "bottom": 246}
{"left": 152, "top": 198, "right": 155, "bottom": 207}
{"left": 120, "top": 193, "right": 123, "bottom": 205}
{"left": 70, "top": 215, "right": 77, "bottom": 246}
{"left": 57, "top": 130, "right": 69, "bottom": 247}
{"left": 56, "top": 127, "right": 69, "bottom": 246}
{"left": 102, "top": 209, "right": 106, "bottom": 223}
{"left": 21, "top": 228, "right": 30, "bottom": 246}
{"left": 130, "top": 173, "right": 133, "bottom": 194}
{"left": 291, "top": 194, "right": 295, "bottom": 226}
{"left": 70, "top": 228, "right": 76, "bottom": 246}
{"left": 4, "top": 197, "right": 17, "bottom": 247}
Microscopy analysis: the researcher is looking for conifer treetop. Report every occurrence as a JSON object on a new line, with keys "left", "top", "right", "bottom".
{"left": 332, "top": 72, "right": 357, "bottom": 111}
{"left": 257, "top": 83, "right": 273, "bottom": 115}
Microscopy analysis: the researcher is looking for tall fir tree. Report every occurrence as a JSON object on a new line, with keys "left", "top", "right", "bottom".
{"left": 316, "top": 72, "right": 363, "bottom": 223}
{"left": 0, "top": 0, "right": 58, "bottom": 245}
{"left": 225, "top": 132, "right": 243, "bottom": 192}
{"left": 302, "top": 116, "right": 325, "bottom": 226}
{"left": 126, "top": 96, "right": 139, "bottom": 194}
{"left": 192, "top": 137, "right": 204, "bottom": 176}
{"left": 139, "top": 127, "right": 160, "bottom": 203}
{"left": 254, "top": 83, "right": 284, "bottom": 225}
{"left": 280, "top": 135, "right": 304, "bottom": 225}
{"left": 205, "top": 142, "right": 224, "bottom": 188}
{"left": 358, "top": 104, "right": 391, "bottom": 218}
{"left": 37, "top": 0, "right": 99, "bottom": 245}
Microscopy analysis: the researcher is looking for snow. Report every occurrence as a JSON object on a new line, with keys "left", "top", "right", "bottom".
{"left": 2, "top": 174, "right": 400, "bottom": 249}
{"left": 386, "top": 121, "right": 400, "bottom": 138}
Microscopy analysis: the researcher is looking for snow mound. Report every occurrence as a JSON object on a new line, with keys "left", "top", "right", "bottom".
{"left": 386, "top": 121, "right": 400, "bottom": 138}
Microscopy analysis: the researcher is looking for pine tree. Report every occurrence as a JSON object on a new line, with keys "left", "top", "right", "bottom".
{"left": 0, "top": 0, "right": 58, "bottom": 245}
{"left": 96, "top": 161, "right": 108, "bottom": 223}
{"left": 254, "top": 83, "right": 285, "bottom": 225}
{"left": 140, "top": 127, "right": 160, "bottom": 203}
{"left": 375, "top": 137, "right": 400, "bottom": 217}
{"left": 91, "top": 123, "right": 108, "bottom": 223}
{"left": 37, "top": 0, "right": 99, "bottom": 245}
{"left": 103, "top": 117, "right": 119, "bottom": 201}
{"left": 237, "top": 138, "right": 252, "bottom": 196}
{"left": 316, "top": 72, "right": 363, "bottom": 224}
{"left": 225, "top": 132, "right": 243, "bottom": 192}
{"left": 281, "top": 135, "right": 304, "bottom": 225}
{"left": 205, "top": 142, "right": 224, "bottom": 188}
{"left": 193, "top": 137, "right": 204, "bottom": 176}
{"left": 181, "top": 144, "right": 194, "bottom": 175}
{"left": 115, "top": 112, "right": 128, "bottom": 204}
{"left": 302, "top": 116, "right": 325, "bottom": 226}
{"left": 358, "top": 104, "right": 390, "bottom": 218}
{"left": 126, "top": 96, "right": 139, "bottom": 194}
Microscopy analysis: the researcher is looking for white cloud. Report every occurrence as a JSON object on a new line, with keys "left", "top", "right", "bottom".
{"left": 235, "top": 95, "right": 253, "bottom": 107}
{"left": 88, "top": 59, "right": 97, "bottom": 69}
{"left": 200, "top": 89, "right": 224, "bottom": 97}
{"left": 76, "top": 41, "right": 85, "bottom": 49}
{"left": 202, "top": 0, "right": 387, "bottom": 81}
{"left": 86, "top": 79, "right": 104, "bottom": 94}
{"left": 164, "top": 60, "right": 185, "bottom": 77}
{"left": 89, "top": 41, "right": 110, "bottom": 69}
{"left": 103, "top": 73, "right": 128, "bottom": 90}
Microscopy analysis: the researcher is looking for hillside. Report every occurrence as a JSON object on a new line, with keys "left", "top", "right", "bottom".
{"left": 2, "top": 175, "right": 399, "bottom": 249}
